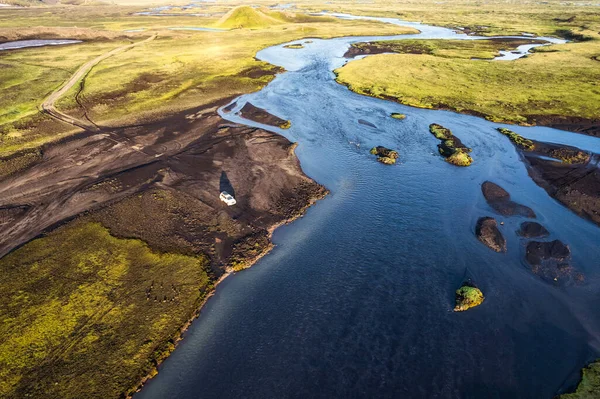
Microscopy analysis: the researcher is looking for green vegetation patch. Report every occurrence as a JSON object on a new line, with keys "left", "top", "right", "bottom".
{"left": 284, "top": 43, "right": 304, "bottom": 49}
{"left": 428, "top": 123, "right": 473, "bottom": 167}
{"left": 559, "top": 360, "right": 600, "bottom": 398}
{"left": 497, "top": 127, "right": 535, "bottom": 151}
{"left": 370, "top": 146, "right": 399, "bottom": 164}
{"left": 549, "top": 148, "right": 590, "bottom": 164}
{"left": 391, "top": 112, "right": 406, "bottom": 120}
{"left": 0, "top": 221, "right": 210, "bottom": 398}
{"left": 454, "top": 283, "right": 484, "bottom": 312}
{"left": 335, "top": 38, "right": 600, "bottom": 128}
{"left": 214, "top": 6, "right": 285, "bottom": 29}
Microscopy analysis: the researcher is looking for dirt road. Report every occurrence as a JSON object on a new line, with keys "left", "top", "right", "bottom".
{"left": 40, "top": 35, "right": 157, "bottom": 131}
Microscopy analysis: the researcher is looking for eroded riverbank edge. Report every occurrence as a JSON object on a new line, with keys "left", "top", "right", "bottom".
{"left": 0, "top": 93, "right": 328, "bottom": 398}
{"left": 334, "top": 72, "right": 599, "bottom": 137}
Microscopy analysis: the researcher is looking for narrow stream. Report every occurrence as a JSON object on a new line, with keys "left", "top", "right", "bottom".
{"left": 136, "top": 14, "right": 600, "bottom": 399}
{"left": 0, "top": 39, "right": 81, "bottom": 51}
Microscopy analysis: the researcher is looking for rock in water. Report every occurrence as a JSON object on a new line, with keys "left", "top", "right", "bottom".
{"left": 391, "top": 113, "right": 406, "bottom": 120}
{"left": 517, "top": 222, "right": 549, "bottom": 238}
{"left": 454, "top": 282, "right": 484, "bottom": 312}
{"left": 370, "top": 146, "right": 398, "bottom": 164}
{"left": 525, "top": 240, "right": 583, "bottom": 285}
{"left": 475, "top": 217, "right": 506, "bottom": 252}
{"left": 481, "top": 181, "right": 510, "bottom": 202}
{"left": 481, "top": 181, "right": 536, "bottom": 218}
{"left": 428, "top": 123, "right": 473, "bottom": 166}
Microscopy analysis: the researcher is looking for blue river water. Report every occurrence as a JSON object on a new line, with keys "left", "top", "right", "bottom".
{"left": 136, "top": 14, "right": 600, "bottom": 399}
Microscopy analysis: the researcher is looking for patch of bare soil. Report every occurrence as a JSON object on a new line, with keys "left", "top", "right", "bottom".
{"left": 238, "top": 102, "right": 291, "bottom": 129}
{"left": 343, "top": 42, "right": 432, "bottom": 58}
{"left": 523, "top": 152, "right": 600, "bottom": 226}
{"left": 500, "top": 137, "right": 600, "bottom": 226}
{"left": 526, "top": 115, "right": 600, "bottom": 137}
{"left": 0, "top": 99, "right": 326, "bottom": 276}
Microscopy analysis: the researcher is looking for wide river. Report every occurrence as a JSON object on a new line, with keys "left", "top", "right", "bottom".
{"left": 137, "top": 14, "right": 600, "bottom": 398}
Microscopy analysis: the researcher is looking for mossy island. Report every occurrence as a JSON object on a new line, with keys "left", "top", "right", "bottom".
{"left": 429, "top": 123, "right": 473, "bottom": 166}
{"left": 284, "top": 43, "right": 305, "bottom": 49}
{"left": 370, "top": 146, "right": 399, "bottom": 165}
{"left": 279, "top": 120, "right": 292, "bottom": 129}
{"left": 497, "top": 127, "right": 535, "bottom": 151}
{"left": 391, "top": 113, "right": 406, "bottom": 120}
{"left": 454, "top": 281, "right": 485, "bottom": 312}
{"left": 559, "top": 360, "right": 600, "bottom": 398}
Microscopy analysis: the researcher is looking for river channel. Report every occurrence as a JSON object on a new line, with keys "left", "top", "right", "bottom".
{"left": 136, "top": 13, "right": 600, "bottom": 399}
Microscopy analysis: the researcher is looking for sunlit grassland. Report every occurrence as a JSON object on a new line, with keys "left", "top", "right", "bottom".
{"left": 0, "top": 6, "right": 415, "bottom": 156}
{"left": 296, "top": 0, "right": 600, "bottom": 37}
{"left": 0, "top": 221, "right": 211, "bottom": 399}
{"left": 65, "top": 19, "right": 414, "bottom": 124}
{"left": 335, "top": 38, "right": 600, "bottom": 126}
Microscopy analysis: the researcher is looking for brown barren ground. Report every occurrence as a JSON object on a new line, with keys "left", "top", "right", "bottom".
{"left": 0, "top": 98, "right": 326, "bottom": 271}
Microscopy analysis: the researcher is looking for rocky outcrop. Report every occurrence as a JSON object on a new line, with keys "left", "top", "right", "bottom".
{"left": 370, "top": 146, "right": 399, "bottom": 165}
{"left": 454, "top": 281, "right": 484, "bottom": 312}
{"left": 497, "top": 127, "right": 535, "bottom": 151}
{"left": 481, "top": 181, "right": 536, "bottom": 218}
{"left": 525, "top": 240, "right": 583, "bottom": 285}
{"left": 517, "top": 222, "right": 549, "bottom": 238}
{"left": 475, "top": 217, "right": 506, "bottom": 252}
{"left": 429, "top": 123, "right": 473, "bottom": 166}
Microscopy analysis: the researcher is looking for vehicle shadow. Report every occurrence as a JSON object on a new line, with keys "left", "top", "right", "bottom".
{"left": 219, "top": 171, "right": 235, "bottom": 198}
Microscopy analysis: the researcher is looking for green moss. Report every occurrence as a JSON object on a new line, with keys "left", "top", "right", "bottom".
{"left": 497, "top": 128, "right": 535, "bottom": 151}
{"left": 369, "top": 146, "right": 400, "bottom": 160}
{"left": 549, "top": 148, "right": 590, "bottom": 164}
{"left": 454, "top": 284, "right": 484, "bottom": 311}
{"left": 391, "top": 112, "right": 406, "bottom": 120}
{"left": 429, "top": 123, "right": 454, "bottom": 140}
{"left": 446, "top": 151, "right": 473, "bottom": 167}
{"left": 0, "top": 221, "right": 210, "bottom": 398}
{"left": 214, "top": 6, "right": 283, "bottom": 29}
{"left": 428, "top": 123, "right": 473, "bottom": 166}
{"left": 377, "top": 156, "right": 397, "bottom": 165}
{"left": 559, "top": 360, "right": 600, "bottom": 398}
{"left": 335, "top": 36, "right": 600, "bottom": 127}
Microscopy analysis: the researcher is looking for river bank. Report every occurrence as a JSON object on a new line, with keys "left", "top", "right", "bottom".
{"left": 335, "top": 34, "right": 599, "bottom": 136}
{"left": 0, "top": 97, "right": 326, "bottom": 398}
{"left": 135, "top": 12, "right": 600, "bottom": 399}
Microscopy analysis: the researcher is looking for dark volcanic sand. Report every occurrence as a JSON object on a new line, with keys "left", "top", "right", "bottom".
{"left": 511, "top": 139, "right": 600, "bottom": 227}
{"left": 0, "top": 100, "right": 325, "bottom": 276}
{"left": 238, "top": 102, "right": 290, "bottom": 129}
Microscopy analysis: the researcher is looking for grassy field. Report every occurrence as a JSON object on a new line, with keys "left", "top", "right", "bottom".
{"left": 335, "top": 37, "right": 600, "bottom": 128}
{"left": 297, "top": 0, "right": 600, "bottom": 37}
{"left": 0, "top": 221, "right": 211, "bottom": 398}
{"left": 0, "top": 5, "right": 414, "bottom": 156}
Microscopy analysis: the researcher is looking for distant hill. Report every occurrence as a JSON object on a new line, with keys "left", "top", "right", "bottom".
{"left": 215, "top": 6, "right": 284, "bottom": 29}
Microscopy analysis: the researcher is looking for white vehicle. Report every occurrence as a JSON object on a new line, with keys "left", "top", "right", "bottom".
{"left": 219, "top": 191, "right": 237, "bottom": 206}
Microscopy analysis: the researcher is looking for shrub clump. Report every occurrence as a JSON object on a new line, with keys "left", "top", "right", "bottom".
{"left": 497, "top": 127, "right": 535, "bottom": 151}
{"left": 279, "top": 120, "right": 292, "bottom": 129}
{"left": 454, "top": 282, "right": 485, "bottom": 312}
